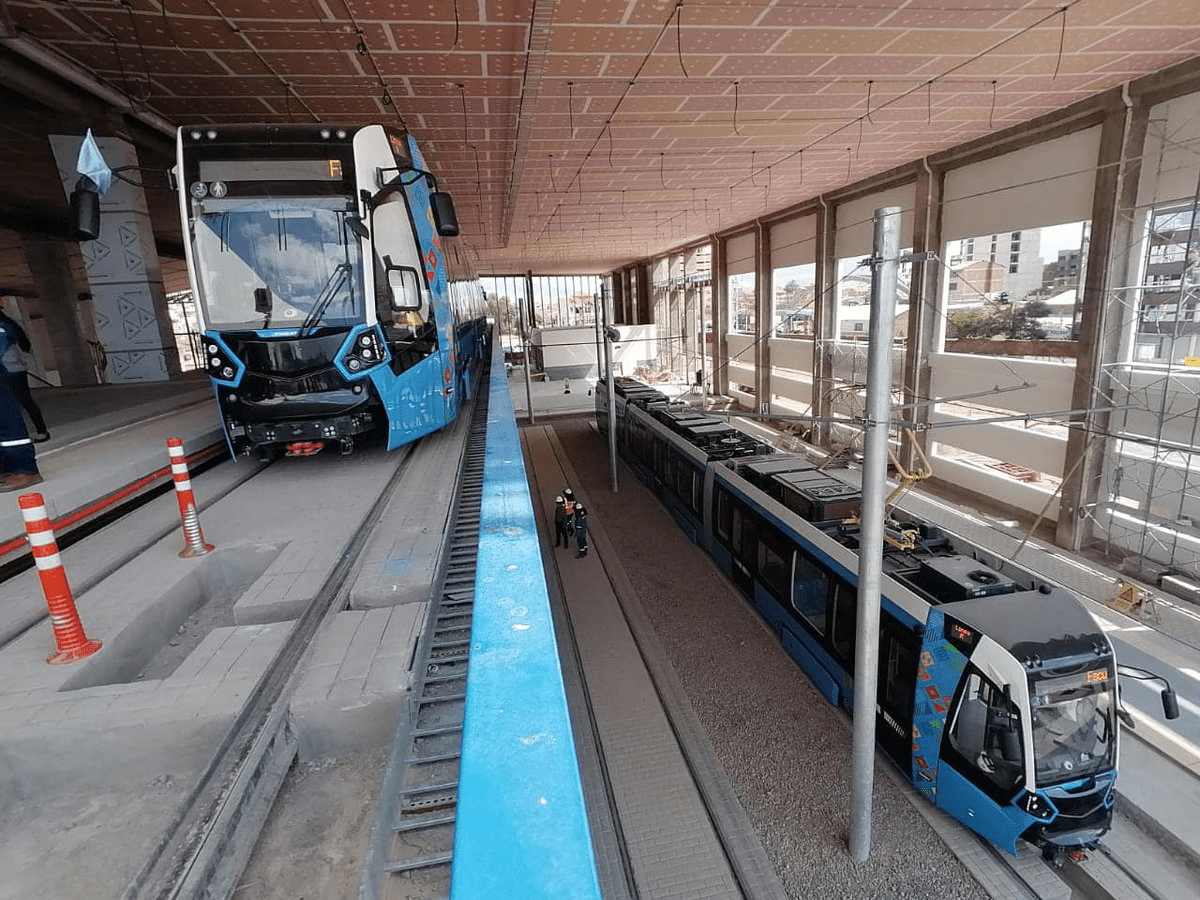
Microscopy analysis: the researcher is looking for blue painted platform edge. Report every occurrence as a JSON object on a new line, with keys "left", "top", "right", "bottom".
{"left": 450, "top": 351, "right": 603, "bottom": 900}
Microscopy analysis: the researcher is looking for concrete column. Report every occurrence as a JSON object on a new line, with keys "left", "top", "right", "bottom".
{"left": 635, "top": 265, "right": 651, "bottom": 324}
{"left": 611, "top": 270, "right": 626, "bottom": 325}
{"left": 902, "top": 161, "right": 942, "bottom": 469}
{"left": 13, "top": 240, "right": 99, "bottom": 385}
{"left": 48, "top": 132, "right": 180, "bottom": 383}
{"left": 1056, "top": 95, "right": 1149, "bottom": 551}
{"left": 755, "top": 220, "right": 772, "bottom": 413}
{"left": 812, "top": 201, "right": 837, "bottom": 447}
{"left": 713, "top": 236, "right": 729, "bottom": 396}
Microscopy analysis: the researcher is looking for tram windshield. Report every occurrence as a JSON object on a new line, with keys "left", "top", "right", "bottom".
{"left": 190, "top": 197, "right": 364, "bottom": 331}
{"left": 1030, "top": 666, "right": 1115, "bottom": 785}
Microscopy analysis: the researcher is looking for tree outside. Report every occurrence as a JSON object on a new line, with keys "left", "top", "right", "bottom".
{"left": 947, "top": 299, "right": 1052, "bottom": 340}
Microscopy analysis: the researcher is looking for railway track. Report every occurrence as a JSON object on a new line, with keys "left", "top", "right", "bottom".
{"left": 0, "top": 441, "right": 255, "bottom": 652}
{"left": 119, "top": 366, "right": 496, "bottom": 900}
{"left": 120, "top": 440, "right": 420, "bottom": 900}
{"left": 0, "top": 352, "right": 510, "bottom": 900}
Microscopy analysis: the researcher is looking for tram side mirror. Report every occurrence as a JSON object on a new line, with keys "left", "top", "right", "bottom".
{"left": 69, "top": 176, "right": 101, "bottom": 241}
{"left": 387, "top": 265, "right": 424, "bottom": 311}
{"left": 1162, "top": 687, "right": 1180, "bottom": 720}
{"left": 1117, "top": 663, "right": 1180, "bottom": 722}
{"left": 430, "top": 191, "right": 459, "bottom": 237}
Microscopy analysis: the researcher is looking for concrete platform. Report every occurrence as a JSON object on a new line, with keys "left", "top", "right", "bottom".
{"left": 1, "top": 373, "right": 223, "bottom": 565}
{"left": 0, "top": 369, "right": 481, "bottom": 894}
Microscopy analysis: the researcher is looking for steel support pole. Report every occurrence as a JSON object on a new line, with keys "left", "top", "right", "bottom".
{"left": 593, "top": 294, "right": 603, "bottom": 384}
{"left": 699, "top": 281, "right": 708, "bottom": 406}
{"left": 521, "top": 270, "right": 535, "bottom": 424}
{"left": 602, "top": 282, "right": 619, "bottom": 493}
{"left": 848, "top": 206, "right": 901, "bottom": 862}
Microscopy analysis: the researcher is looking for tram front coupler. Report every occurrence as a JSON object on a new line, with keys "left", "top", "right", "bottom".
{"left": 1043, "top": 846, "right": 1093, "bottom": 867}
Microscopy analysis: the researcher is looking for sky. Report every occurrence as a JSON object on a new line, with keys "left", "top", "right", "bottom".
{"left": 1036, "top": 221, "right": 1090, "bottom": 263}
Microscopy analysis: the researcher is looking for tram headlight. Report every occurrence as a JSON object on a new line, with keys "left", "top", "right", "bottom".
{"left": 205, "top": 341, "right": 240, "bottom": 384}
{"left": 338, "top": 328, "right": 387, "bottom": 377}
{"left": 1017, "top": 790, "right": 1056, "bottom": 821}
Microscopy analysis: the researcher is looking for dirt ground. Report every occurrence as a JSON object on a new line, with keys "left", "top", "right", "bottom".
{"left": 236, "top": 748, "right": 387, "bottom": 899}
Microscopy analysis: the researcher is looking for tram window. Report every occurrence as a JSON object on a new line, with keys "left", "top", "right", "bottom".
{"left": 790, "top": 554, "right": 828, "bottom": 636}
{"left": 715, "top": 487, "right": 734, "bottom": 543}
{"left": 947, "top": 670, "right": 1024, "bottom": 794}
{"left": 636, "top": 427, "right": 653, "bottom": 465}
{"left": 678, "top": 461, "right": 701, "bottom": 514}
{"left": 830, "top": 579, "right": 857, "bottom": 664}
{"left": 731, "top": 507, "right": 754, "bottom": 565}
{"left": 879, "top": 623, "right": 917, "bottom": 724}
{"left": 757, "top": 523, "right": 790, "bottom": 601}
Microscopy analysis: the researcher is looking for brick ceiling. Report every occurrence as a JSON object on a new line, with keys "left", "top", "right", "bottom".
{"left": 2, "top": 0, "right": 1200, "bottom": 289}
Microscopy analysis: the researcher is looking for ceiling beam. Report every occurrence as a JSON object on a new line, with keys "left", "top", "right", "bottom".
{"left": 501, "top": 0, "right": 556, "bottom": 251}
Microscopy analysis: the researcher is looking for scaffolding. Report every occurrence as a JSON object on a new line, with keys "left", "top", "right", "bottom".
{"left": 1080, "top": 139, "right": 1200, "bottom": 590}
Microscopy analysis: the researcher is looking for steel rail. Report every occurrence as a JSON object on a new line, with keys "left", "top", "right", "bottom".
{"left": 0, "top": 441, "right": 260, "bottom": 650}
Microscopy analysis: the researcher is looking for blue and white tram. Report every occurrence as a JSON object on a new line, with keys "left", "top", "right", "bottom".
{"left": 177, "top": 123, "right": 488, "bottom": 457}
{"left": 598, "top": 379, "right": 1177, "bottom": 859}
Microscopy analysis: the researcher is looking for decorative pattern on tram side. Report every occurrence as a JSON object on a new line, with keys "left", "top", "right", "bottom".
{"left": 912, "top": 609, "right": 968, "bottom": 801}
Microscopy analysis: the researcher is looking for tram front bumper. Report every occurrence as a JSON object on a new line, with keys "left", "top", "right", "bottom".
{"left": 241, "top": 410, "right": 376, "bottom": 445}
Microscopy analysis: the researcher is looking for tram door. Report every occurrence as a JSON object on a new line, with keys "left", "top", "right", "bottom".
{"left": 936, "top": 668, "right": 1028, "bottom": 853}
{"left": 877, "top": 614, "right": 920, "bottom": 770}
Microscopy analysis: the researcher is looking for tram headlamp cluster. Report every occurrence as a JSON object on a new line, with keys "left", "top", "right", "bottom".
{"left": 339, "top": 327, "right": 386, "bottom": 376}
{"left": 1017, "top": 791, "right": 1056, "bottom": 821}
{"left": 205, "top": 341, "right": 240, "bottom": 385}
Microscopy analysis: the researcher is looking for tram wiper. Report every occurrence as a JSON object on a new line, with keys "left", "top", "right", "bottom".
{"left": 299, "top": 262, "right": 351, "bottom": 335}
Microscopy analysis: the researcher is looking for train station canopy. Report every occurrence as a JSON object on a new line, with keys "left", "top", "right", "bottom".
{"left": 2, "top": 0, "right": 1200, "bottom": 286}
